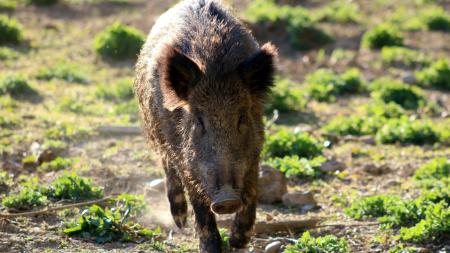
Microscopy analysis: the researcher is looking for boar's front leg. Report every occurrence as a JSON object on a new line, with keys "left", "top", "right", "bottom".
{"left": 190, "top": 195, "right": 222, "bottom": 253}
{"left": 162, "top": 157, "right": 188, "bottom": 228}
{"left": 229, "top": 176, "right": 257, "bottom": 249}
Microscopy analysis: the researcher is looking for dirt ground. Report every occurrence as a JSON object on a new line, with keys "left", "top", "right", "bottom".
{"left": 1, "top": 0, "right": 450, "bottom": 252}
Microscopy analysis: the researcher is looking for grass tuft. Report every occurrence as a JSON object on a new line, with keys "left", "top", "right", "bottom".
{"left": 362, "top": 24, "right": 403, "bottom": 49}
{"left": 0, "top": 15, "right": 23, "bottom": 45}
{"left": 94, "top": 22, "right": 145, "bottom": 60}
{"left": 415, "top": 59, "right": 450, "bottom": 90}
{"left": 284, "top": 231, "right": 349, "bottom": 253}
{"left": 263, "top": 129, "right": 323, "bottom": 159}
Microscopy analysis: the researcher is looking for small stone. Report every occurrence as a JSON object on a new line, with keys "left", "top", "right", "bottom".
{"left": 402, "top": 72, "right": 416, "bottom": 84}
{"left": 265, "top": 213, "right": 274, "bottom": 222}
{"left": 282, "top": 191, "right": 317, "bottom": 208}
{"left": 363, "top": 164, "right": 390, "bottom": 175}
{"left": 146, "top": 178, "right": 165, "bottom": 192}
{"left": 258, "top": 165, "right": 287, "bottom": 204}
{"left": 265, "top": 241, "right": 282, "bottom": 253}
{"left": 321, "top": 160, "right": 346, "bottom": 172}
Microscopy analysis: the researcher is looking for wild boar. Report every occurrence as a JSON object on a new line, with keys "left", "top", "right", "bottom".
{"left": 134, "top": 0, "right": 277, "bottom": 252}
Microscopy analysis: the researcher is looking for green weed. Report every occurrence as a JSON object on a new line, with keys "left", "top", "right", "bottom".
{"left": 263, "top": 129, "right": 323, "bottom": 159}
{"left": 2, "top": 188, "right": 47, "bottom": 210}
{"left": 0, "top": 170, "right": 13, "bottom": 192}
{"left": 245, "top": 0, "right": 333, "bottom": 50}
{"left": 284, "top": 231, "right": 349, "bottom": 253}
{"left": 388, "top": 244, "right": 419, "bottom": 253}
{"left": 63, "top": 204, "right": 161, "bottom": 243}
{"left": 364, "top": 102, "right": 406, "bottom": 119}
{"left": 415, "top": 59, "right": 450, "bottom": 90}
{"left": 94, "top": 22, "right": 144, "bottom": 60}
{"left": 323, "top": 116, "right": 382, "bottom": 136}
{"left": 0, "top": 74, "right": 37, "bottom": 97}
{"left": 45, "top": 123, "right": 92, "bottom": 140}
{"left": 362, "top": 24, "right": 403, "bottom": 49}
{"left": 305, "top": 68, "right": 366, "bottom": 102}
{"left": 219, "top": 228, "right": 230, "bottom": 251}
{"left": 414, "top": 157, "right": 449, "bottom": 181}
{"left": 314, "top": 1, "right": 360, "bottom": 24}
{"left": 399, "top": 201, "right": 449, "bottom": 243}
{"left": 370, "top": 79, "right": 425, "bottom": 110}
{"left": 0, "top": 47, "right": 19, "bottom": 60}
{"left": 114, "top": 99, "right": 138, "bottom": 115}
{"left": 266, "top": 77, "right": 305, "bottom": 113}
{"left": 36, "top": 63, "right": 89, "bottom": 84}
{"left": 95, "top": 78, "right": 133, "bottom": 101}
{"left": 0, "top": 114, "right": 18, "bottom": 128}
{"left": 0, "top": 0, "right": 16, "bottom": 11}
{"left": 0, "top": 15, "right": 23, "bottom": 45}
{"left": 266, "top": 155, "right": 326, "bottom": 178}
{"left": 381, "top": 46, "right": 430, "bottom": 68}
{"left": 421, "top": 7, "right": 450, "bottom": 32}
{"left": 45, "top": 172, "right": 103, "bottom": 201}
{"left": 38, "top": 157, "right": 72, "bottom": 172}
{"left": 109, "top": 193, "right": 146, "bottom": 218}
{"left": 24, "top": 0, "right": 59, "bottom": 6}
{"left": 57, "top": 96, "right": 89, "bottom": 114}
{"left": 375, "top": 118, "right": 440, "bottom": 145}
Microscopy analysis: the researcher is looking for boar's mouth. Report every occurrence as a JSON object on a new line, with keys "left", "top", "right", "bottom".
{"left": 210, "top": 185, "right": 242, "bottom": 215}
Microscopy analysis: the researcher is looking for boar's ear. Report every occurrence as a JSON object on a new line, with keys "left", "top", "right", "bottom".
{"left": 238, "top": 42, "right": 277, "bottom": 97}
{"left": 160, "top": 46, "right": 203, "bottom": 110}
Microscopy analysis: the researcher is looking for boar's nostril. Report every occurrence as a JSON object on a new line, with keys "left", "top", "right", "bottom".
{"left": 211, "top": 198, "right": 241, "bottom": 214}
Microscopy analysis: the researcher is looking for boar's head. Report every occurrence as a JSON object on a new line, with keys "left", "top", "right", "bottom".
{"left": 159, "top": 43, "right": 277, "bottom": 214}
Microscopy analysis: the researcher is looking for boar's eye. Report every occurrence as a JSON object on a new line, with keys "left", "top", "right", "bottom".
{"left": 197, "top": 116, "right": 205, "bottom": 131}
{"left": 238, "top": 115, "right": 245, "bottom": 130}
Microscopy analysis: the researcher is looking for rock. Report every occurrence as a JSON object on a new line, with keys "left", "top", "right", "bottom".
{"left": 146, "top": 178, "right": 165, "bottom": 192}
{"left": 363, "top": 164, "right": 391, "bottom": 175}
{"left": 402, "top": 72, "right": 416, "bottom": 84}
{"left": 258, "top": 165, "right": 287, "bottom": 204}
{"left": 282, "top": 191, "right": 317, "bottom": 210}
{"left": 30, "top": 141, "right": 65, "bottom": 165}
{"left": 265, "top": 241, "right": 282, "bottom": 253}
{"left": 321, "top": 160, "right": 346, "bottom": 173}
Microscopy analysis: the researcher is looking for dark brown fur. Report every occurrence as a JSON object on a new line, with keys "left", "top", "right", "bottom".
{"left": 134, "top": 1, "right": 276, "bottom": 252}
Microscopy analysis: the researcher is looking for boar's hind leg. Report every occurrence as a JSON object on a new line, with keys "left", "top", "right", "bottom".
{"left": 229, "top": 190, "right": 257, "bottom": 248}
{"left": 163, "top": 158, "right": 188, "bottom": 228}
{"left": 191, "top": 197, "right": 222, "bottom": 253}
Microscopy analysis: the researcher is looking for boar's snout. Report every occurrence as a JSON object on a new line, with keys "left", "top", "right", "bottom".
{"left": 210, "top": 185, "right": 241, "bottom": 215}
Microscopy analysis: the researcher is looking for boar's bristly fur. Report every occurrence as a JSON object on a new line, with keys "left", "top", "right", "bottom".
{"left": 134, "top": 0, "right": 277, "bottom": 252}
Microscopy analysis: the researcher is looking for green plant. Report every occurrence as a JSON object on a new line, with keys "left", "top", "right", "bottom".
{"left": 381, "top": 46, "right": 430, "bottom": 68}
{"left": 45, "top": 173, "right": 103, "bottom": 201}
{"left": 63, "top": 204, "right": 161, "bottom": 243}
{"left": 421, "top": 7, "right": 450, "bottom": 31}
{"left": 0, "top": 15, "right": 23, "bottom": 45}
{"left": 24, "top": 0, "right": 58, "bottom": 6}
{"left": 219, "top": 228, "right": 230, "bottom": 251}
{"left": 370, "top": 79, "right": 425, "bottom": 110}
{"left": 244, "top": 0, "right": 333, "bottom": 50}
{"left": 388, "top": 244, "right": 419, "bottom": 253}
{"left": 0, "top": 47, "right": 19, "bottom": 60}
{"left": 57, "top": 96, "right": 88, "bottom": 114}
{"left": 109, "top": 193, "right": 146, "bottom": 218}
{"left": 2, "top": 188, "right": 47, "bottom": 210}
{"left": 38, "top": 157, "right": 72, "bottom": 172}
{"left": 94, "top": 22, "right": 144, "bottom": 60}
{"left": 314, "top": 1, "right": 360, "bottom": 24}
{"left": 364, "top": 102, "right": 405, "bottom": 119}
{"left": 266, "top": 77, "right": 305, "bottom": 113}
{"left": 263, "top": 129, "right": 323, "bottom": 159}
{"left": 414, "top": 157, "right": 449, "bottom": 181}
{"left": 305, "top": 68, "right": 366, "bottom": 102}
{"left": 95, "top": 78, "right": 134, "bottom": 101}
{"left": 0, "top": 0, "right": 16, "bottom": 11}
{"left": 284, "top": 231, "right": 349, "bottom": 253}
{"left": 323, "top": 116, "right": 382, "bottom": 136}
{"left": 45, "top": 123, "right": 91, "bottom": 140}
{"left": 415, "top": 59, "right": 450, "bottom": 90}
{"left": 36, "top": 63, "right": 89, "bottom": 84}
{"left": 0, "top": 75, "right": 36, "bottom": 97}
{"left": 114, "top": 99, "right": 138, "bottom": 115}
{"left": 0, "top": 170, "right": 13, "bottom": 192}
{"left": 0, "top": 114, "right": 18, "bottom": 128}
{"left": 399, "top": 201, "right": 449, "bottom": 243}
{"left": 362, "top": 24, "right": 403, "bottom": 49}
{"left": 266, "top": 155, "right": 326, "bottom": 178}
{"left": 375, "top": 118, "right": 440, "bottom": 145}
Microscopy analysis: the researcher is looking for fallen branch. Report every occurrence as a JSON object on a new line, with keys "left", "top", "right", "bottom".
{"left": 316, "top": 221, "right": 381, "bottom": 228}
{"left": 217, "top": 218, "right": 321, "bottom": 234}
{"left": 96, "top": 126, "right": 141, "bottom": 135}
{"left": 0, "top": 195, "right": 119, "bottom": 218}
